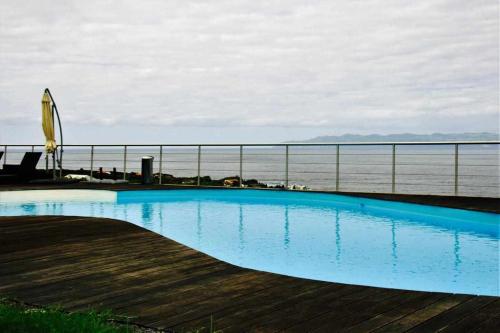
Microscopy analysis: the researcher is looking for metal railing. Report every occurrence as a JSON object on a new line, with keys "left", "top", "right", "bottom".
{"left": 1, "top": 141, "right": 499, "bottom": 197}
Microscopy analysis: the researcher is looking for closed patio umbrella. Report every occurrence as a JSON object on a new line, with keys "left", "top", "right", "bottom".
{"left": 41, "top": 89, "right": 63, "bottom": 178}
{"left": 42, "top": 91, "right": 56, "bottom": 153}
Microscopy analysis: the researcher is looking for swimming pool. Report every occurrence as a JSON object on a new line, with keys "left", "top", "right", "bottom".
{"left": 0, "top": 189, "right": 498, "bottom": 296}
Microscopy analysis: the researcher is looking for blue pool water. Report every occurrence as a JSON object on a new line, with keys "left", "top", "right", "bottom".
{"left": 0, "top": 189, "right": 498, "bottom": 296}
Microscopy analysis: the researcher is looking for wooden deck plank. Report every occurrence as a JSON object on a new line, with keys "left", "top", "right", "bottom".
{"left": 472, "top": 316, "right": 500, "bottom": 333}
{"left": 144, "top": 275, "right": 322, "bottom": 328}
{"left": 0, "top": 216, "right": 92, "bottom": 231}
{"left": 1, "top": 249, "right": 230, "bottom": 303}
{"left": 0, "top": 215, "right": 498, "bottom": 332}
{"left": 106, "top": 271, "right": 274, "bottom": 313}
{"left": 406, "top": 296, "right": 497, "bottom": 333}
{"left": 3, "top": 256, "right": 227, "bottom": 305}
{"left": 0, "top": 248, "right": 209, "bottom": 295}
{"left": 0, "top": 243, "right": 200, "bottom": 279}
{"left": 341, "top": 292, "right": 447, "bottom": 333}
{"left": 0, "top": 242, "right": 205, "bottom": 281}
{"left": 279, "top": 287, "right": 407, "bottom": 332}
{"left": 439, "top": 299, "right": 500, "bottom": 333}
{"left": 108, "top": 270, "right": 278, "bottom": 311}
{"left": 218, "top": 284, "right": 371, "bottom": 332}
{"left": 292, "top": 290, "right": 417, "bottom": 332}
{"left": 370, "top": 294, "right": 473, "bottom": 333}
{"left": 0, "top": 233, "right": 186, "bottom": 266}
{"left": 37, "top": 264, "right": 241, "bottom": 312}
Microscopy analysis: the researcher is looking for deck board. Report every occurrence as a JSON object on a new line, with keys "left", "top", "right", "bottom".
{"left": 0, "top": 215, "right": 498, "bottom": 332}
{"left": 406, "top": 297, "right": 497, "bottom": 333}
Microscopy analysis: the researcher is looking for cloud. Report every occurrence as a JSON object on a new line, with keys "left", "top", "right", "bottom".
{"left": 0, "top": 0, "right": 498, "bottom": 135}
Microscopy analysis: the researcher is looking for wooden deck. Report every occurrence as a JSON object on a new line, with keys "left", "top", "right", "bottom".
{"left": 0, "top": 216, "right": 498, "bottom": 332}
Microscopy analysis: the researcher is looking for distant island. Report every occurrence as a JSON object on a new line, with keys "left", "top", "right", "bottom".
{"left": 290, "top": 132, "right": 499, "bottom": 143}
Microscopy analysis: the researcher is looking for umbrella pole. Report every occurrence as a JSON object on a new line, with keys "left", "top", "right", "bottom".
{"left": 52, "top": 152, "right": 56, "bottom": 180}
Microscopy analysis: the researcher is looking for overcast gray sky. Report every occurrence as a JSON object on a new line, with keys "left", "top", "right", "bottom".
{"left": 0, "top": 0, "right": 498, "bottom": 144}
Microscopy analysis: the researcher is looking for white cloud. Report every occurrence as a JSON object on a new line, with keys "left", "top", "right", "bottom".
{"left": 0, "top": 0, "right": 498, "bottom": 136}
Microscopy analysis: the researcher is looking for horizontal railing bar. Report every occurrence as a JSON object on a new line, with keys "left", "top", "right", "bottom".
{"left": 33, "top": 163, "right": 497, "bottom": 169}
{"left": 396, "top": 173, "right": 499, "bottom": 177}
{"left": 285, "top": 171, "right": 340, "bottom": 174}
{"left": 287, "top": 162, "right": 337, "bottom": 165}
{"left": 299, "top": 152, "right": 396, "bottom": 155}
{"left": 286, "top": 179, "right": 336, "bottom": 181}
{"left": 234, "top": 170, "right": 285, "bottom": 173}
{"left": 2, "top": 141, "right": 499, "bottom": 147}
{"left": 8, "top": 150, "right": 498, "bottom": 156}
{"left": 458, "top": 184, "right": 500, "bottom": 187}
{"left": 327, "top": 181, "right": 485, "bottom": 187}
{"left": 189, "top": 170, "right": 239, "bottom": 173}
{"left": 166, "top": 160, "right": 271, "bottom": 164}
{"left": 287, "top": 153, "right": 489, "bottom": 156}
{"left": 190, "top": 169, "right": 244, "bottom": 172}
{"left": 14, "top": 151, "right": 498, "bottom": 157}
{"left": 122, "top": 159, "right": 500, "bottom": 166}
{"left": 237, "top": 154, "right": 286, "bottom": 156}
{"left": 398, "top": 183, "right": 499, "bottom": 188}
{"left": 338, "top": 163, "right": 451, "bottom": 166}
{"left": 197, "top": 161, "right": 241, "bottom": 164}
{"left": 458, "top": 154, "right": 500, "bottom": 156}
{"left": 158, "top": 168, "right": 197, "bottom": 171}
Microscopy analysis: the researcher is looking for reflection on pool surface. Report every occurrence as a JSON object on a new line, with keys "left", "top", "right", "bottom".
{"left": 0, "top": 189, "right": 498, "bottom": 296}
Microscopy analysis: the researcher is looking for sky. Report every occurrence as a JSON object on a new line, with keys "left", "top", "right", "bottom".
{"left": 0, "top": 0, "right": 498, "bottom": 144}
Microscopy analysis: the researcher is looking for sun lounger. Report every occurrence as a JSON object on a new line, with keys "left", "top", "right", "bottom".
{"left": 2, "top": 152, "right": 42, "bottom": 175}
{"left": 0, "top": 152, "right": 43, "bottom": 183}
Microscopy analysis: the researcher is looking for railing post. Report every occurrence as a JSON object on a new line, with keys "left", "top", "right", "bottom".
{"left": 197, "top": 145, "right": 201, "bottom": 186}
{"left": 3, "top": 145, "right": 6, "bottom": 163}
{"left": 336, "top": 144, "right": 340, "bottom": 191}
{"left": 239, "top": 145, "right": 243, "bottom": 188}
{"left": 285, "top": 145, "right": 289, "bottom": 189}
{"left": 31, "top": 145, "right": 34, "bottom": 153}
{"left": 454, "top": 144, "right": 459, "bottom": 196}
{"left": 159, "top": 145, "right": 163, "bottom": 185}
{"left": 123, "top": 145, "right": 127, "bottom": 180}
{"left": 90, "top": 145, "right": 94, "bottom": 178}
{"left": 392, "top": 144, "right": 396, "bottom": 193}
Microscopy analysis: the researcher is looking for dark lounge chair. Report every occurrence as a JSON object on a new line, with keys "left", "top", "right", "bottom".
{"left": 0, "top": 152, "right": 43, "bottom": 183}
